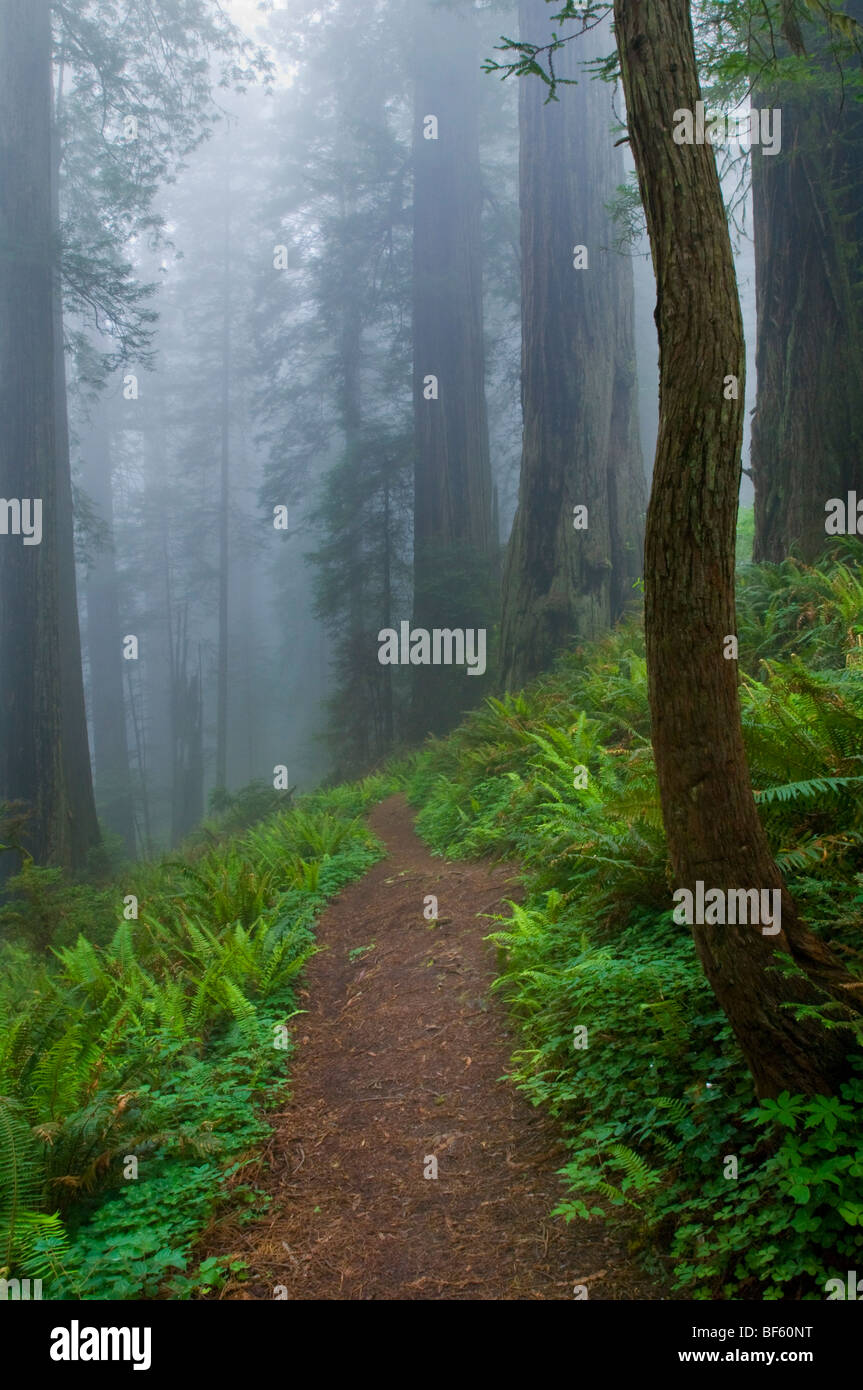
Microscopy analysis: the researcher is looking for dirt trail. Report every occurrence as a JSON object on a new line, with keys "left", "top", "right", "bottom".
{"left": 205, "top": 795, "right": 661, "bottom": 1300}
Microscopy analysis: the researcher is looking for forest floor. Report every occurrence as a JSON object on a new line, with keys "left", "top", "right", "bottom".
{"left": 199, "top": 795, "right": 664, "bottom": 1300}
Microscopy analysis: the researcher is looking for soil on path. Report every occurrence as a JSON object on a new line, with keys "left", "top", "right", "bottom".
{"left": 203, "top": 795, "right": 662, "bottom": 1300}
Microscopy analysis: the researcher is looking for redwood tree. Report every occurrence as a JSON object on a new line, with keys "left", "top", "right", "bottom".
{"left": 80, "top": 405, "right": 136, "bottom": 858}
{"left": 0, "top": 0, "right": 83, "bottom": 873}
{"left": 216, "top": 169, "right": 232, "bottom": 793}
{"left": 411, "top": 0, "right": 495, "bottom": 737}
{"left": 51, "top": 80, "right": 101, "bottom": 870}
{"left": 500, "top": 0, "right": 645, "bottom": 690}
{"left": 750, "top": 0, "right": 863, "bottom": 562}
{"left": 614, "top": 0, "right": 860, "bottom": 1097}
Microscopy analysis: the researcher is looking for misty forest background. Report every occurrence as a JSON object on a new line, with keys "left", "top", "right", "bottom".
{"left": 2, "top": 0, "right": 863, "bottom": 1302}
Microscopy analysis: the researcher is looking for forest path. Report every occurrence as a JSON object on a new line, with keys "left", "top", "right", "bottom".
{"left": 205, "top": 795, "right": 661, "bottom": 1300}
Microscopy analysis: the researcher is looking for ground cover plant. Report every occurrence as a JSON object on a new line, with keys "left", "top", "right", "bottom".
{"left": 0, "top": 774, "right": 395, "bottom": 1299}
{"left": 406, "top": 537, "right": 863, "bottom": 1299}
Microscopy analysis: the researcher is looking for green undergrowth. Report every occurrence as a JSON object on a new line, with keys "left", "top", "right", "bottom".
{"left": 406, "top": 541, "right": 863, "bottom": 1299}
{"left": 0, "top": 772, "right": 397, "bottom": 1299}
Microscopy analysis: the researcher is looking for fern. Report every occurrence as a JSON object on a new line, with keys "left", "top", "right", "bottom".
{"left": 754, "top": 775, "right": 863, "bottom": 804}
{"left": 0, "top": 1096, "right": 45, "bottom": 1274}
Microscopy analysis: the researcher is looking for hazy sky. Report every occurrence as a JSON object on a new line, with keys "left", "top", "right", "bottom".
{"left": 222, "top": 0, "right": 280, "bottom": 39}
{"left": 221, "top": 0, "right": 295, "bottom": 83}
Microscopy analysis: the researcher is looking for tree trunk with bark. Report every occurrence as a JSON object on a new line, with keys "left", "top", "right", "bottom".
{"left": 81, "top": 408, "right": 136, "bottom": 858}
{"left": 0, "top": 0, "right": 73, "bottom": 875}
{"left": 216, "top": 176, "right": 232, "bottom": 792}
{"left": 614, "top": 0, "right": 860, "bottom": 1098}
{"left": 751, "top": 1, "right": 863, "bottom": 562}
{"left": 51, "top": 80, "right": 101, "bottom": 869}
{"left": 500, "top": 1, "right": 645, "bottom": 691}
{"left": 170, "top": 605, "right": 203, "bottom": 847}
{"left": 411, "top": 0, "right": 495, "bottom": 737}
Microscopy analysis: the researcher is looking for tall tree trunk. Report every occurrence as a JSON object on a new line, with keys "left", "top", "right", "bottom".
{"left": 51, "top": 47, "right": 101, "bottom": 867}
{"left": 411, "top": 0, "right": 494, "bottom": 737}
{"left": 241, "top": 566, "right": 257, "bottom": 785}
{"left": 81, "top": 409, "right": 136, "bottom": 858}
{"left": 614, "top": 0, "right": 860, "bottom": 1098}
{"left": 381, "top": 459, "right": 394, "bottom": 748}
{"left": 170, "top": 603, "right": 203, "bottom": 846}
{"left": 125, "top": 660, "right": 152, "bottom": 858}
{"left": 0, "top": 0, "right": 71, "bottom": 875}
{"left": 215, "top": 174, "right": 232, "bottom": 791}
{"left": 340, "top": 295, "right": 371, "bottom": 771}
{"left": 341, "top": 303, "right": 365, "bottom": 647}
{"left": 500, "top": 2, "right": 645, "bottom": 690}
{"left": 751, "top": 2, "right": 863, "bottom": 562}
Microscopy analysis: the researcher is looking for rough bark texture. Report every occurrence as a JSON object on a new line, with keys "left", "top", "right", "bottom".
{"left": 0, "top": 0, "right": 72, "bottom": 874}
{"left": 81, "top": 412, "right": 136, "bottom": 858}
{"left": 170, "top": 606, "right": 203, "bottom": 847}
{"left": 500, "top": 2, "right": 645, "bottom": 691}
{"left": 751, "top": 2, "right": 863, "bottom": 562}
{"left": 615, "top": 0, "right": 860, "bottom": 1097}
{"left": 216, "top": 183, "right": 231, "bottom": 792}
{"left": 51, "top": 102, "right": 101, "bottom": 868}
{"left": 411, "top": 0, "right": 494, "bottom": 738}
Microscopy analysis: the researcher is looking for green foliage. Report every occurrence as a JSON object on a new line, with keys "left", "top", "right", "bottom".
{"left": 0, "top": 790, "right": 384, "bottom": 1300}
{"left": 661, "top": 1069, "right": 863, "bottom": 1300}
{"left": 57, "top": 0, "right": 271, "bottom": 388}
{"left": 0, "top": 862, "right": 118, "bottom": 952}
{"left": 407, "top": 550, "right": 863, "bottom": 1297}
{"left": 203, "top": 780, "right": 293, "bottom": 836}
{"left": 737, "top": 540, "right": 863, "bottom": 671}
{"left": 736, "top": 504, "right": 755, "bottom": 566}
{"left": 0, "top": 1095, "right": 72, "bottom": 1283}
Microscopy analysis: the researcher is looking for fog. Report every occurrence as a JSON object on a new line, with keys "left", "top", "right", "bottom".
{"left": 13, "top": 0, "right": 762, "bottom": 857}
